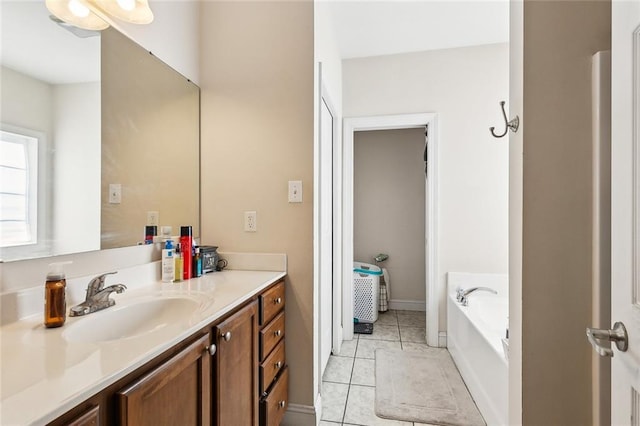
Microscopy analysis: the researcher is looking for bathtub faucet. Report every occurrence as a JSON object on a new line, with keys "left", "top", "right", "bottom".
{"left": 456, "top": 286, "right": 498, "bottom": 306}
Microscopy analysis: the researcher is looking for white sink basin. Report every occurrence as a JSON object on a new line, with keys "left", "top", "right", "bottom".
{"left": 62, "top": 296, "right": 201, "bottom": 343}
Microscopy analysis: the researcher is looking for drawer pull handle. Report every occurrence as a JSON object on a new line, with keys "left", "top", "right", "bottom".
{"left": 278, "top": 400, "right": 286, "bottom": 409}
{"left": 274, "top": 297, "right": 282, "bottom": 305}
{"left": 223, "top": 331, "right": 232, "bottom": 342}
{"left": 274, "top": 330, "right": 282, "bottom": 337}
{"left": 206, "top": 344, "right": 217, "bottom": 356}
{"left": 275, "top": 361, "right": 282, "bottom": 369}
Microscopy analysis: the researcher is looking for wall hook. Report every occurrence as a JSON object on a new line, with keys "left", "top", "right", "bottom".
{"left": 490, "top": 101, "right": 519, "bottom": 138}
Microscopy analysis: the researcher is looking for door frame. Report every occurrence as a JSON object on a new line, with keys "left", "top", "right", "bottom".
{"left": 341, "top": 113, "right": 439, "bottom": 346}
{"left": 319, "top": 80, "right": 341, "bottom": 370}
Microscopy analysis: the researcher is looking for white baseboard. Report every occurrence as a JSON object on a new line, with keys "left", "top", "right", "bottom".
{"left": 438, "top": 331, "right": 447, "bottom": 348}
{"left": 282, "top": 403, "right": 317, "bottom": 426}
{"left": 388, "top": 299, "right": 426, "bottom": 311}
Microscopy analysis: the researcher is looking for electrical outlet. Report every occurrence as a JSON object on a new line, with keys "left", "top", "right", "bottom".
{"left": 244, "top": 211, "right": 257, "bottom": 232}
{"left": 109, "top": 184, "right": 121, "bottom": 204}
{"left": 147, "top": 211, "right": 159, "bottom": 226}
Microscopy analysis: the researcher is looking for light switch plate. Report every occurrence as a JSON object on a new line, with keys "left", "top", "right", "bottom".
{"left": 109, "top": 184, "right": 121, "bottom": 204}
{"left": 147, "top": 211, "right": 159, "bottom": 226}
{"left": 288, "top": 180, "right": 302, "bottom": 203}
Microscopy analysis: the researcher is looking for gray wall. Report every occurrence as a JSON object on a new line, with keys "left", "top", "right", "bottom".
{"left": 354, "top": 128, "right": 426, "bottom": 306}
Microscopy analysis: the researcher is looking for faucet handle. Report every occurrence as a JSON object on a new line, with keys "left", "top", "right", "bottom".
{"left": 87, "top": 271, "right": 118, "bottom": 294}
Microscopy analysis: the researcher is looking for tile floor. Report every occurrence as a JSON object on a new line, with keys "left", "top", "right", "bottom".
{"left": 320, "top": 309, "right": 441, "bottom": 426}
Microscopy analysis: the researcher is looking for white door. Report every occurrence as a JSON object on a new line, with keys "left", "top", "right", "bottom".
{"left": 609, "top": 2, "right": 640, "bottom": 424}
{"left": 319, "top": 96, "right": 334, "bottom": 376}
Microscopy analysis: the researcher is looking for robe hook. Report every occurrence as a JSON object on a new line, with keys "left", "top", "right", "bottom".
{"left": 490, "top": 101, "right": 519, "bottom": 138}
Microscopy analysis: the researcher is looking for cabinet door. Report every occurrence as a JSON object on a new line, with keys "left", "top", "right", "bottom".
{"left": 117, "top": 334, "right": 211, "bottom": 426}
{"left": 214, "top": 300, "right": 259, "bottom": 426}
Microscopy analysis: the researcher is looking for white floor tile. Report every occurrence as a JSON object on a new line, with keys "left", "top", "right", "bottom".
{"left": 359, "top": 324, "right": 400, "bottom": 341}
{"left": 399, "top": 327, "right": 427, "bottom": 343}
{"left": 351, "top": 358, "right": 375, "bottom": 386}
{"left": 397, "top": 311, "right": 426, "bottom": 327}
{"left": 336, "top": 338, "right": 358, "bottom": 358}
{"left": 375, "top": 311, "right": 398, "bottom": 326}
{"left": 321, "top": 381, "right": 349, "bottom": 422}
{"left": 323, "top": 355, "right": 354, "bottom": 384}
{"left": 356, "top": 339, "right": 402, "bottom": 359}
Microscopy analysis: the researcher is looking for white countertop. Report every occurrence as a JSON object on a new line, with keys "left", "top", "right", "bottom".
{"left": 0, "top": 269, "right": 286, "bottom": 426}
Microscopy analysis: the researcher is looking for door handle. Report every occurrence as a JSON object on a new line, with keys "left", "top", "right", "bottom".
{"left": 586, "top": 321, "right": 629, "bottom": 357}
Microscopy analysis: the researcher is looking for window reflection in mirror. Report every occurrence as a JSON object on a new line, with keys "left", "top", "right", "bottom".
{"left": 1, "top": 1, "right": 101, "bottom": 261}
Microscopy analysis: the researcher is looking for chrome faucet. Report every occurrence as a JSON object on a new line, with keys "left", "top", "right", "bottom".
{"left": 70, "top": 271, "right": 127, "bottom": 317}
{"left": 456, "top": 286, "right": 497, "bottom": 306}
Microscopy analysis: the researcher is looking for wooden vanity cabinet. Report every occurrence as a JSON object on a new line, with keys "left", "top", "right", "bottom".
{"left": 117, "top": 333, "right": 211, "bottom": 425}
{"left": 47, "top": 278, "right": 286, "bottom": 426}
{"left": 212, "top": 300, "right": 259, "bottom": 426}
{"left": 65, "top": 405, "right": 100, "bottom": 426}
{"left": 258, "top": 280, "right": 288, "bottom": 426}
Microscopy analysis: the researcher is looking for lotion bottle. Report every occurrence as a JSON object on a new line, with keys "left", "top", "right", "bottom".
{"left": 44, "top": 261, "right": 71, "bottom": 328}
{"left": 174, "top": 243, "right": 183, "bottom": 282}
{"left": 161, "top": 239, "right": 175, "bottom": 282}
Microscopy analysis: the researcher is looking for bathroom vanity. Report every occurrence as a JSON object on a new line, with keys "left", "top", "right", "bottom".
{"left": 0, "top": 267, "right": 288, "bottom": 426}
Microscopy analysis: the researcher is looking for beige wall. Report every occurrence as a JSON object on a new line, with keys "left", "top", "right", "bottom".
{"left": 520, "top": 1, "right": 610, "bottom": 424}
{"left": 354, "top": 128, "right": 426, "bottom": 304}
{"left": 199, "top": 0, "right": 315, "bottom": 410}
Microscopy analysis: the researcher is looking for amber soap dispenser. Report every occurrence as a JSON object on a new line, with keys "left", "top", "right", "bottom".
{"left": 44, "top": 261, "right": 71, "bottom": 328}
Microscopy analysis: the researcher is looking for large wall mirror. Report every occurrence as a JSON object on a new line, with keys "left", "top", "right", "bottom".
{"left": 0, "top": 1, "right": 200, "bottom": 262}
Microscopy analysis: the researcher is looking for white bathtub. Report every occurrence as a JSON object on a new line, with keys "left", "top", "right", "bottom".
{"left": 447, "top": 272, "right": 508, "bottom": 426}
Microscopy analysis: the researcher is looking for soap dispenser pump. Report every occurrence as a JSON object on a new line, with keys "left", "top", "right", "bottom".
{"left": 44, "top": 261, "right": 71, "bottom": 328}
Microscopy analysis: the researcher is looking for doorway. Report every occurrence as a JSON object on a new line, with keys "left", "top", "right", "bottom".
{"left": 341, "top": 113, "right": 439, "bottom": 346}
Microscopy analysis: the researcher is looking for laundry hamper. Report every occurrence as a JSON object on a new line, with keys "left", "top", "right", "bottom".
{"left": 353, "top": 262, "right": 382, "bottom": 323}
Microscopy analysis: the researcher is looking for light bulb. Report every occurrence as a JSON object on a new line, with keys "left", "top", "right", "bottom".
{"left": 116, "top": 0, "right": 136, "bottom": 11}
{"left": 68, "top": 0, "right": 90, "bottom": 17}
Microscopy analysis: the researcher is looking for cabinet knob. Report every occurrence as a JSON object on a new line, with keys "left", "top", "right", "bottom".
{"left": 278, "top": 400, "right": 286, "bottom": 409}
{"left": 274, "top": 297, "right": 282, "bottom": 305}
{"left": 274, "top": 329, "right": 281, "bottom": 337}
{"left": 223, "top": 331, "right": 232, "bottom": 341}
{"left": 206, "top": 344, "right": 217, "bottom": 356}
{"left": 274, "top": 361, "right": 282, "bottom": 369}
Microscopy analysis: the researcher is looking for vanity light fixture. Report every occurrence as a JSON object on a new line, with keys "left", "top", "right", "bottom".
{"left": 45, "top": 0, "right": 153, "bottom": 32}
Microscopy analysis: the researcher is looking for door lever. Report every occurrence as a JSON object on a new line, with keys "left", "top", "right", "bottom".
{"left": 586, "top": 322, "right": 629, "bottom": 357}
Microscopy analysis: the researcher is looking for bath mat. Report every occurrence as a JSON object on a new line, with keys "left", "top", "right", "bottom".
{"left": 375, "top": 348, "right": 486, "bottom": 426}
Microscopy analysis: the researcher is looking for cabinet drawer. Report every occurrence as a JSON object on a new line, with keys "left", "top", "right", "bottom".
{"left": 260, "top": 281, "right": 285, "bottom": 326}
{"left": 260, "top": 311, "right": 285, "bottom": 360}
{"left": 260, "top": 340, "right": 286, "bottom": 394}
{"left": 67, "top": 405, "right": 100, "bottom": 426}
{"left": 261, "top": 367, "right": 288, "bottom": 426}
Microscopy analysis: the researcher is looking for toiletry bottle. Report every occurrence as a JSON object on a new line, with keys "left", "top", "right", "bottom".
{"left": 44, "top": 261, "right": 72, "bottom": 328}
{"left": 180, "top": 226, "right": 193, "bottom": 280}
{"left": 193, "top": 247, "right": 202, "bottom": 277}
{"left": 174, "top": 243, "right": 183, "bottom": 282}
{"left": 162, "top": 239, "right": 175, "bottom": 282}
{"left": 145, "top": 225, "right": 157, "bottom": 244}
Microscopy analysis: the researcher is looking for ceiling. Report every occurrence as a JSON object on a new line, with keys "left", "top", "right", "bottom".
{"left": 1, "top": 1, "right": 100, "bottom": 84}
{"left": 326, "top": 0, "right": 510, "bottom": 59}
{"left": 0, "top": 1, "right": 509, "bottom": 84}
